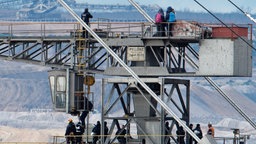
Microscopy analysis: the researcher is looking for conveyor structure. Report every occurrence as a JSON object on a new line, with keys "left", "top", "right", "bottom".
{"left": 0, "top": 1, "right": 253, "bottom": 143}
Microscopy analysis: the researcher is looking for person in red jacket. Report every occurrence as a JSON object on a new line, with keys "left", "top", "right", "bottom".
{"left": 155, "top": 8, "right": 166, "bottom": 36}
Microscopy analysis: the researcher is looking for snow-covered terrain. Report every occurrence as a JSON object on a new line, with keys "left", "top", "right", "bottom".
{"left": 0, "top": 111, "right": 102, "bottom": 142}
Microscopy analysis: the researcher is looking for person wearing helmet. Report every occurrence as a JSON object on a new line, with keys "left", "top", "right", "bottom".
{"left": 65, "top": 118, "right": 76, "bottom": 144}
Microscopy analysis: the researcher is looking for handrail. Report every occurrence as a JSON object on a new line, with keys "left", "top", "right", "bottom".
{"left": 51, "top": 134, "right": 251, "bottom": 144}
{"left": 0, "top": 21, "right": 252, "bottom": 41}
{"left": 0, "top": 21, "right": 202, "bottom": 39}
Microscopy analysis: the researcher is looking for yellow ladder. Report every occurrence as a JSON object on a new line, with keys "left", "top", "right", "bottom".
{"left": 77, "top": 29, "right": 86, "bottom": 75}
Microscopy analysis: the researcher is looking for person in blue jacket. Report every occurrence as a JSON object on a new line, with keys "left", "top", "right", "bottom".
{"left": 166, "top": 7, "right": 176, "bottom": 36}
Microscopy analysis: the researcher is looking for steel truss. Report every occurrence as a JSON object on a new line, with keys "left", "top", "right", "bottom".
{"left": 102, "top": 44, "right": 198, "bottom": 77}
{"left": 0, "top": 38, "right": 75, "bottom": 67}
{"left": 101, "top": 77, "right": 190, "bottom": 144}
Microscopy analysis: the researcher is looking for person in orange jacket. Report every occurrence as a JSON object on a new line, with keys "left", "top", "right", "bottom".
{"left": 207, "top": 123, "right": 215, "bottom": 137}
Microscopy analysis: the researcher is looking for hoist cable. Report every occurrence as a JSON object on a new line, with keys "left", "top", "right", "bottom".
{"left": 194, "top": 0, "right": 256, "bottom": 51}
{"left": 194, "top": 0, "right": 256, "bottom": 131}
{"left": 227, "top": 0, "right": 256, "bottom": 24}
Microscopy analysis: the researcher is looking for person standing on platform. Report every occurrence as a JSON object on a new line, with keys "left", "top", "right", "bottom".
{"left": 165, "top": 121, "right": 171, "bottom": 144}
{"left": 75, "top": 121, "right": 85, "bottom": 144}
{"left": 81, "top": 8, "right": 93, "bottom": 38}
{"left": 155, "top": 8, "right": 166, "bottom": 36}
{"left": 193, "top": 124, "right": 203, "bottom": 144}
{"left": 116, "top": 125, "right": 127, "bottom": 144}
{"left": 207, "top": 123, "right": 215, "bottom": 137}
{"left": 92, "top": 121, "right": 101, "bottom": 144}
{"left": 188, "top": 124, "right": 194, "bottom": 144}
{"left": 104, "top": 121, "right": 109, "bottom": 143}
{"left": 176, "top": 126, "right": 185, "bottom": 144}
{"left": 65, "top": 118, "right": 76, "bottom": 144}
{"left": 166, "top": 6, "right": 176, "bottom": 36}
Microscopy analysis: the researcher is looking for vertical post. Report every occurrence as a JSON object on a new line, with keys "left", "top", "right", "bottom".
{"left": 66, "top": 68, "right": 69, "bottom": 113}
{"left": 44, "top": 23, "right": 46, "bottom": 38}
{"left": 101, "top": 79, "right": 105, "bottom": 144}
{"left": 70, "top": 41, "right": 75, "bottom": 69}
{"left": 186, "top": 81, "right": 190, "bottom": 144}
{"left": 160, "top": 78, "right": 165, "bottom": 144}
{"left": 40, "top": 23, "right": 43, "bottom": 38}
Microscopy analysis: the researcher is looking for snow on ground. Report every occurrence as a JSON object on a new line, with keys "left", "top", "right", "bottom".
{"left": 0, "top": 111, "right": 102, "bottom": 142}
{"left": 0, "top": 126, "right": 64, "bottom": 142}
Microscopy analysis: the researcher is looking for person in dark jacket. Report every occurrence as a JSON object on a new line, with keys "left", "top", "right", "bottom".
{"left": 104, "top": 121, "right": 109, "bottom": 143}
{"left": 65, "top": 118, "right": 76, "bottom": 144}
{"left": 176, "top": 126, "right": 185, "bottom": 144}
{"left": 81, "top": 8, "right": 93, "bottom": 38}
{"left": 75, "top": 121, "right": 85, "bottom": 144}
{"left": 165, "top": 121, "right": 170, "bottom": 144}
{"left": 188, "top": 124, "right": 194, "bottom": 144}
{"left": 80, "top": 98, "right": 93, "bottom": 127}
{"left": 193, "top": 124, "right": 203, "bottom": 144}
{"left": 155, "top": 8, "right": 166, "bottom": 36}
{"left": 142, "top": 139, "right": 146, "bottom": 144}
{"left": 116, "top": 125, "right": 127, "bottom": 144}
{"left": 92, "top": 121, "right": 101, "bottom": 144}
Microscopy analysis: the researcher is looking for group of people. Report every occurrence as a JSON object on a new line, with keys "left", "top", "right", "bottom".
{"left": 80, "top": 6, "right": 176, "bottom": 38}
{"left": 65, "top": 118, "right": 85, "bottom": 144}
{"left": 91, "top": 121, "right": 128, "bottom": 144}
{"left": 165, "top": 121, "right": 215, "bottom": 144}
{"left": 65, "top": 118, "right": 129, "bottom": 144}
{"left": 155, "top": 6, "right": 176, "bottom": 37}
{"left": 188, "top": 123, "right": 215, "bottom": 144}
{"left": 91, "top": 121, "right": 109, "bottom": 144}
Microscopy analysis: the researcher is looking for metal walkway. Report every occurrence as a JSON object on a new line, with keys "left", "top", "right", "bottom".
{"left": 0, "top": 21, "right": 202, "bottom": 73}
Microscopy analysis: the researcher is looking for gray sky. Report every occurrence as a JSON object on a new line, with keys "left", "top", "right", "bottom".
{"left": 76, "top": 0, "right": 256, "bottom": 14}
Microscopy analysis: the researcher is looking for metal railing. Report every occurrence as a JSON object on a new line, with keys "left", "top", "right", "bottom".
{"left": 0, "top": 21, "right": 203, "bottom": 40}
{"left": 0, "top": 21, "right": 252, "bottom": 41}
{"left": 50, "top": 134, "right": 251, "bottom": 144}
